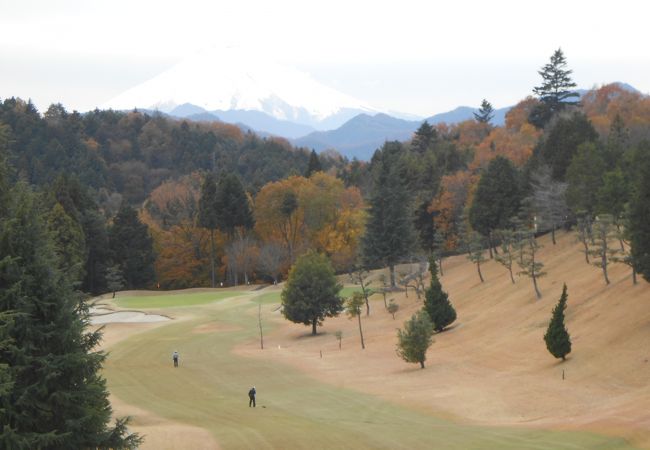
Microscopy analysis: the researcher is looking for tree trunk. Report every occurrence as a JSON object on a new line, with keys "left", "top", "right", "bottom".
{"left": 420, "top": 360, "right": 425, "bottom": 369}
{"left": 357, "top": 314, "right": 365, "bottom": 349}
{"left": 311, "top": 319, "right": 317, "bottom": 335}
{"left": 582, "top": 240, "right": 590, "bottom": 264}
{"left": 477, "top": 261, "right": 484, "bottom": 283}
{"left": 602, "top": 254, "right": 610, "bottom": 284}
{"left": 508, "top": 266, "right": 515, "bottom": 284}
{"left": 112, "top": 291, "right": 116, "bottom": 299}
{"left": 551, "top": 226, "right": 556, "bottom": 245}
{"left": 389, "top": 265, "right": 396, "bottom": 288}
{"left": 632, "top": 267, "right": 637, "bottom": 285}
{"left": 438, "top": 258, "right": 443, "bottom": 277}
{"left": 210, "top": 229, "right": 216, "bottom": 288}
{"left": 533, "top": 272, "right": 541, "bottom": 299}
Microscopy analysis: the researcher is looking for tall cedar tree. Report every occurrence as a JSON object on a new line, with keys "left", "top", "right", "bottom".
{"left": 534, "top": 112, "right": 598, "bottom": 181}
{"left": 474, "top": 99, "right": 495, "bottom": 124}
{"left": 109, "top": 205, "right": 156, "bottom": 290}
{"left": 469, "top": 156, "right": 521, "bottom": 257}
{"left": 0, "top": 180, "right": 141, "bottom": 448}
{"left": 362, "top": 142, "right": 416, "bottom": 287}
{"left": 530, "top": 48, "right": 580, "bottom": 128}
{"left": 198, "top": 172, "right": 219, "bottom": 287}
{"left": 628, "top": 143, "right": 650, "bottom": 282}
{"left": 281, "top": 251, "right": 343, "bottom": 335}
{"left": 423, "top": 256, "right": 456, "bottom": 332}
{"left": 411, "top": 121, "right": 437, "bottom": 153}
{"left": 305, "top": 150, "right": 322, "bottom": 177}
{"left": 544, "top": 284, "right": 572, "bottom": 360}
{"left": 396, "top": 310, "right": 434, "bottom": 369}
{"left": 565, "top": 142, "right": 607, "bottom": 216}
{"left": 215, "top": 172, "right": 254, "bottom": 238}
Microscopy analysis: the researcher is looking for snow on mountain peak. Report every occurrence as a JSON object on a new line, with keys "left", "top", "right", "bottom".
{"left": 103, "top": 47, "right": 376, "bottom": 124}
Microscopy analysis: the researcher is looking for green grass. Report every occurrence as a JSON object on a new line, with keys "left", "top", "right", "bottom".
{"left": 104, "top": 291, "right": 638, "bottom": 449}
{"left": 114, "top": 291, "right": 245, "bottom": 309}
{"left": 254, "top": 286, "right": 363, "bottom": 305}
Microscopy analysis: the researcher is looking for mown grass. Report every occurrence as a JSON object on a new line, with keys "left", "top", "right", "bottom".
{"left": 253, "top": 286, "right": 363, "bottom": 305}
{"left": 114, "top": 291, "right": 243, "bottom": 309}
{"left": 104, "top": 290, "right": 637, "bottom": 449}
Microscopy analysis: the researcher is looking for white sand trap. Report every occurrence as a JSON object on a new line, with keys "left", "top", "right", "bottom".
{"left": 91, "top": 311, "right": 170, "bottom": 324}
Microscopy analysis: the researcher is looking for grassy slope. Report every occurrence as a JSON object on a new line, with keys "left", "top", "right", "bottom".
{"left": 104, "top": 277, "right": 639, "bottom": 449}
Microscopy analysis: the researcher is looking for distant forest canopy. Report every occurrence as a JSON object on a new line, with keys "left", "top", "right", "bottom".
{"left": 2, "top": 50, "right": 650, "bottom": 292}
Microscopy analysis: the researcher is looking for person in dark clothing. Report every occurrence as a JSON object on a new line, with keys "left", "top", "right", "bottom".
{"left": 248, "top": 386, "right": 256, "bottom": 407}
{"left": 172, "top": 350, "right": 179, "bottom": 367}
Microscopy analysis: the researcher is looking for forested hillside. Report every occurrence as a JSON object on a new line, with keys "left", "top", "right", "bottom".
{"left": 1, "top": 49, "right": 650, "bottom": 298}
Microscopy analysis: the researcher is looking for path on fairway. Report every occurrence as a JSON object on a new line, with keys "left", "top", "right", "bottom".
{"left": 102, "top": 288, "right": 638, "bottom": 449}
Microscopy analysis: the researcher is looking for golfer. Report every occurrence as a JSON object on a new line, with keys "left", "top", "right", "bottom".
{"left": 172, "top": 350, "right": 179, "bottom": 367}
{"left": 248, "top": 386, "right": 256, "bottom": 407}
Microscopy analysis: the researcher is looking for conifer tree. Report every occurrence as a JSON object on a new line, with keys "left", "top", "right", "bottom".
{"left": 494, "top": 229, "right": 516, "bottom": 284}
{"left": 518, "top": 230, "right": 546, "bottom": 299}
{"left": 530, "top": 48, "right": 579, "bottom": 128}
{"left": 199, "top": 172, "right": 219, "bottom": 287}
{"left": 469, "top": 156, "right": 521, "bottom": 257}
{"left": 109, "top": 205, "right": 155, "bottom": 290}
{"left": 305, "top": 149, "right": 322, "bottom": 177}
{"left": 0, "top": 178, "right": 141, "bottom": 448}
{"left": 423, "top": 256, "right": 456, "bottom": 332}
{"left": 473, "top": 99, "right": 495, "bottom": 124}
{"left": 396, "top": 310, "right": 434, "bottom": 369}
{"left": 628, "top": 148, "right": 650, "bottom": 282}
{"left": 345, "top": 292, "right": 366, "bottom": 349}
{"left": 467, "top": 231, "right": 487, "bottom": 283}
{"left": 362, "top": 142, "right": 416, "bottom": 287}
{"left": 544, "top": 284, "right": 572, "bottom": 361}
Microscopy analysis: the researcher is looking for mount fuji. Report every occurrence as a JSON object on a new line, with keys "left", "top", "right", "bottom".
{"left": 103, "top": 47, "right": 378, "bottom": 134}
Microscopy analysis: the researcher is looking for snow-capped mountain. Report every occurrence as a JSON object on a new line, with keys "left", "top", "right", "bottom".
{"left": 103, "top": 47, "right": 377, "bottom": 130}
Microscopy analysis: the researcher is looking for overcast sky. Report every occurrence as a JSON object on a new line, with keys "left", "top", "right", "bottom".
{"left": 1, "top": 0, "right": 649, "bottom": 117}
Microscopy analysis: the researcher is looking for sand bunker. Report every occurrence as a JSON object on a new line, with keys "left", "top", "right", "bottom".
{"left": 91, "top": 310, "right": 170, "bottom": 324}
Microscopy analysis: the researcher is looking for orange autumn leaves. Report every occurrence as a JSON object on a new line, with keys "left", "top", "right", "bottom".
{"left": 144, "top": 171, "right": 365, "bottom": 287}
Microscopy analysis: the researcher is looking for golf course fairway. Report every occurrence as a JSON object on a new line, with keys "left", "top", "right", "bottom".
{"left": 102, "top": 289, "right": 638, "bottom": 449}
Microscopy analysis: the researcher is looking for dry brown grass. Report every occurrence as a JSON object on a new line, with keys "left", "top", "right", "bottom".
{"left": 237, "top": 230, "right": 650, "bottom": 448}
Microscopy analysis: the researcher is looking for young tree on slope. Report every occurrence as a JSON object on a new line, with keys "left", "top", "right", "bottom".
{"left": 345, "top": 292, "right": 366, "bottom": 349}
{"left": 396, "top": 310, "right": 434, "bottom": 369}
{"left": 544, "top": 284, "right": 572, "bottom": 361}
{"left": 281, "top": 251, "right": 343, "bottom": 335}
{"left": 0, "top": 178, "right": 141, "bottom": 447}
{"left": 423, "top": 256, "right": 456, "bottom": 332}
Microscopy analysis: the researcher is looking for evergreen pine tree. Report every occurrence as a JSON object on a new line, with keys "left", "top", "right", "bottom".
{"left": 0, "top": 180, "right": 141, "bottom": 448}
{"left": 305, "top": 150, "right": 322, "bottom": 177}
{"left": 628, "top": 143, "right": 650, "bottom": 282}
{"left": 423, "top": 256, "right": 456, "bottom": 332}
{"left": 396, "top": 310, "right": 434, "bottom": 369}
{"left": 361, "top": 142, "right": 416, "bottom": 287}
{"left": 198, "top": 172, "right": 219, "bottom": 287}
{"left": 544, "top": 284, "right": 572, "bottom": 361}
{"left": 530, "top": 48, "right": 579, "bottom": 128}
{"left": 215, "top": 172, "right": 254, "bottom": 238}
{"left": 469, "top": 156, "right": 521, "bottom": 256}
{"left": 109, "top": 205, "right": 156, "bottom": 290}
{"left": 473, "top": 99, "right": 495, "bottom": 124}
